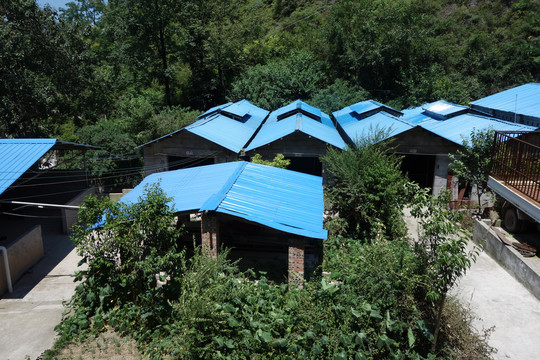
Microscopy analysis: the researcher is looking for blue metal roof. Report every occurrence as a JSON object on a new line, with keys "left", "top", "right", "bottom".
{"left": 245, "top": 101, "right": 346, "bottom": 151}
{"left": 138, "top": 100, "right": 269, "bottom": 153}
{"left": 120, "top": 162, "right": 327, "bottom": 239}
{"left": 471, "top": 83, "right": 540, "bottom": 118}
{"left": 335, "top": 111, "right": 415, "bottom": 143}
{"left": 333, "top": 100, "right": 402, "bottom": 119}
{"left": 273, "top": 100, "right": 322, "bottom": 120}
{"left": 420, "top": 114, "right": 537, "bottom": 145}
{"left": 0, "top": 139, "right": 56, "bottom": 196}
{"left": 401, "top": 105, "right": 439, "bottom": 125}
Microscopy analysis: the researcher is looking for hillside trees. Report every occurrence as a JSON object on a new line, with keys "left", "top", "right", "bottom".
{"left": 0, "top": 0, "right": 104, "bottom": 137}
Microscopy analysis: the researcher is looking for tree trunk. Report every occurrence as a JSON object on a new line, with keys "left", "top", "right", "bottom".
{"left": 431, "top": 293, "right": 446, "bottom": 353}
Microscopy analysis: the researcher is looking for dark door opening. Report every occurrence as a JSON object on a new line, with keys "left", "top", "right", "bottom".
{"left": 401, "top": 154, "right": 435, "bottom": 189}
{"left": 287, "top": 157, "right": 322, "bottom": 176}
{"left": 167, "top": 156, "right": 214, "bottom": 171}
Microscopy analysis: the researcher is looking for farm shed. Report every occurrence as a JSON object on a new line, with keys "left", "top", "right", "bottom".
{"left": 139, "top": 99, "right": 269, "bottom": 176}
{"left": 244, "top": 100, "right": 346, "bottom": 176}
{"left": 120, "top": 161, "right": 327, "bottom": 287}
{"left": 471, "top": 83, "right": 540, "bottom": 128}
{"left": 0, "top": 139, "right": 99, "bottom": 294}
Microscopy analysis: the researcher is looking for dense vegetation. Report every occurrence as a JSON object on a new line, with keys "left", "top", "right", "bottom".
{"left": 45, "top": 140, "right": 489, "bottom": 359}
{"left": 2, "top": 0, "right": 538, "bottom": 143}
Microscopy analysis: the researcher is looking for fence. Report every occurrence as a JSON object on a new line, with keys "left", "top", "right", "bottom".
{"left": 490, "top": 131, "right": 540, "bottom": 203}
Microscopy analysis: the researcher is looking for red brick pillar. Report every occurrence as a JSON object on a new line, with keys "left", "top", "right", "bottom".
{"left": 288, "top": 237, "right": 305, "bottom": 289}
{"left": 201, "top": 212, "right": 219, "bottom": 259}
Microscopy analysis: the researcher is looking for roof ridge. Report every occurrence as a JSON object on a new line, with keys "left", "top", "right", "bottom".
{"left": 199, "top": 161, "right": 247, "bottom": 211}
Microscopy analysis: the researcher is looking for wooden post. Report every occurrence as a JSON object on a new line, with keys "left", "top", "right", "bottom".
{"left": 201, "top": 212, "right": 219, "bottom": 259}
{"left": 288, "top": 237, "right": 305, "bottom": 289}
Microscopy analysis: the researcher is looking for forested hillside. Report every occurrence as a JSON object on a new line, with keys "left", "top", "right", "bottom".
{"left": 1, "top": 0, "right": 538, "bottom": 148}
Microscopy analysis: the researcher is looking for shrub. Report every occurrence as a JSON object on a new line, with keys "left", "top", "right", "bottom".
{"left": 321, "top": 130, "right": 410, "bottom": 241}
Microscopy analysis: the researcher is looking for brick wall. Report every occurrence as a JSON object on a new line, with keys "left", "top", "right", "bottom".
{"left": 201, "top": 212, "right": 219, "bottom": 259}
{"left": 288, "top": 237, "right": 305, "bottom": 289}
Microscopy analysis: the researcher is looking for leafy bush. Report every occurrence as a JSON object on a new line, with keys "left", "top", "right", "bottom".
{"left": 56, "top": 183, "right": 185, "bottom": 339}
{"left": 250, "top": 153, "right": 290, "bottom": 169}
{"left": 321, "top": 130, "right": 410, "bottom": 241}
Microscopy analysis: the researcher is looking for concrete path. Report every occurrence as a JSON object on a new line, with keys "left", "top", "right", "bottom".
{"left": 453, "top": 240, "right": 540, "bottom": 359}
{"left": 0, "top": 223, "right": 81, "bottom": 360}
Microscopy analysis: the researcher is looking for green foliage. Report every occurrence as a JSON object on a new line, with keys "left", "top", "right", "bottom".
{"left": 76, "top": 118, "right": 140, "bottom": 189}
{"left": 228, "top": 50, "right": 325, "bottom": 109}
{"left": 308, "top": 79, "right": 370, "bottom": 114}
{"left": 321, "top": 129, "right": 410, "bottom": 241}
{"left": 57, "top": 184, "right": 185, "bottom": 338}
{"left": 0, "top": 0, "right": 103, "bottom": 137}
{"left": 410, "top": 187, "right": 479, "bottom": 352}
{"left": 449, "top": 128, "right": 495, "bottom": 210}
{"left": 250, "top": 153, "right": 291, "bottom": 169}
{"left": 51, "top": 178, "right": 492, "bottom": 359}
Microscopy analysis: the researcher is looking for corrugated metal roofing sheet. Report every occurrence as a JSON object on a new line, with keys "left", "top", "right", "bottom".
{"left": 471, "top": 83, "right": 540, "bottom": 118}
{"left": 335, "top": 112, "right": 415, "bottom": 143}
{"left": 245, "top": 101, "right": 346, "bottom": 151}
{"left": 420, "top": 114, "right": 537, "bottom": 145}
{"left": 274, "top": 100, "right": 322, "bottom": 120}
{"left": 0, "top": 139, "right": 56, "bottom": 196}
{"left": 138, "top": 100, "right": 269, "bottom": 153}
{"left": 120, "top": 162, "right": 327, "bottom": 239}
{"left": 333, "top": 100, "right": 402, "bottom": 119}
{"left": 401, "top": 106, "right": 439, "bottom": 125}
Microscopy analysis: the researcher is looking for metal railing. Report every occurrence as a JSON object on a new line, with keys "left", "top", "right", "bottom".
{"left": 490, "top": 131, "right": 540, "bottom": 203}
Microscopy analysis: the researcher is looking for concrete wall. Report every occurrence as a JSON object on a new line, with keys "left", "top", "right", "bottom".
{"left": 473, "top": 219, "right": 540, "bottom": 301}
{"left": 0, "top": 225, "right": 43, "bottom": 295}
{"left": 62, "top": 187, "right": 96, "bottom": 234}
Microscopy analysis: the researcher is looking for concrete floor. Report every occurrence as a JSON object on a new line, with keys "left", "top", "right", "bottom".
{"left": 453, "top": 240, "right": 540, "bottom": 360}
{"left": 0, "top": 219, "right": 81, "bottom": 360}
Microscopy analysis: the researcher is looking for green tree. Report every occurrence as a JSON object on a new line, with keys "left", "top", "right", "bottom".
{"left": 101, "top": 0, "right": 181, "bottom": 106}
{"left": 449, "top": 128, "right": 495, "bottom": 212}
{"left": 0, "top": 0, "right": 101, "bottom": 137}
{"left": 411, "top": 187, "right": 479, "bottom": 353}
{"left": 250, "top": 153, "right": 290, "bottom": 169}
{"left": 308, "top": 79, "right": 370, "bottom": 114}
{"left": 62, "top": 183, "right": 185, "bottom": 334}
{"left": 229, "top": 50, "right": 325, "bottom": 109}
{"left": 321, "top": 129, "right": 410, "bottom": 241}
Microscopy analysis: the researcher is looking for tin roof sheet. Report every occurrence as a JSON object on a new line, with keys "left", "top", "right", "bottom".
{"left": 0, "top": 139, "right": 56, "bottom": 196}
{"left": 274, "top": 100, "right": 322, "bottom": 120}
{"left": 120, "top": 162, "right": 327, "bottom": 239}
{"left": 333, "top": 100, "right": 402, "bottom": 119}
{"left": 138, "top": 100, "right": 269, "bottom": 153}
{"left": 401, "top": 106, "right": 439, "bottom": 125}
{"left": 420, "top": 114, "right": 537, "bottom": 145}
{"left": 245, "top": 105, "right": 346, "bottom": 151}
{"left": 471, "top": 83, "right": 540, "bottom": 118}
{"left": 335, "top": 112, "right": 415, "bottom": 143}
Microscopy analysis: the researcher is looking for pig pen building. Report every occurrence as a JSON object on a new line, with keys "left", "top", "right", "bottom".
{"left": 139, "top": 100, "right": 269, "bottom": 176}
{"left": 119, "top": 161, "right": 327, "bottom": 287}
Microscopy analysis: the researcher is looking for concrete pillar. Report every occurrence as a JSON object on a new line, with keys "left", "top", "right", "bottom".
{"left": 288, "top": 237, "right": 305, "bottom": 289}
{"left": 432, "top": 155, "right": 452, "bottom": 197}
{"left": 201, "top": 213, "right": 219, "bottom": 259}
